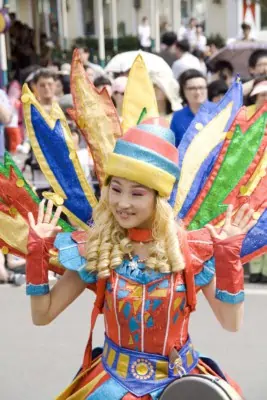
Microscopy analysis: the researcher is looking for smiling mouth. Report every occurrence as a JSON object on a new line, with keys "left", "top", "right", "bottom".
{"left": 116, "top": 210, "right": 135, "bottom": 219}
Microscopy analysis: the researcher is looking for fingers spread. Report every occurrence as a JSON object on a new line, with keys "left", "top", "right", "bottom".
{"left": 44, "top": 200, "right": 54, "bottom": 223}
{"left": 206, "top": 224, "right": 219, "bottom": 239}
{"left": 239, "top": 208, "right": 254, "bottom": 231}
{"left": 232, "top": 203, "right": 249, "bottom": 227}
{"left": 37, "top": 199, "right": 45, "bottom": 224}
{"left": 224, "top": 204, "right": 233, "bottom": 227}
{"left": 51, "top": 206, "right": 62, "bottom": 226}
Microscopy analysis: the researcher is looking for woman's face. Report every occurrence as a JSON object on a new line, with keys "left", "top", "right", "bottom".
{"left": 108, "top": 177, "right": 156, "bottom": 229}
{"left": 183, "top": 77, "right": 207, "bottom": 108}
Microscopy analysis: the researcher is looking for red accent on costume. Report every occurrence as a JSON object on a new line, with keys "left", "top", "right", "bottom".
{"left": 128, "top": 228, "right": 153, "bottom": 243}
{"left": 0, "top": 167, "right": 39, "bottom": 222}
{"left": 213, "top": 234, "right": 244, "bottom": 294}
{"left": 26, "top": 229, "right": 55, "bottom": 286}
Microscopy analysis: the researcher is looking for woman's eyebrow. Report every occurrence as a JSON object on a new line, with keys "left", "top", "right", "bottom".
{"left": 111, "top": 179, "right": 121, "bottom": 185}
{"left": 131, "top": 184, "right": 146, "bottom": 189}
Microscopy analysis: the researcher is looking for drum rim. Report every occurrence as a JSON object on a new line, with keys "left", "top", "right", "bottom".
{"left": 160, "top": 374, "right": 234, "bottom": 400}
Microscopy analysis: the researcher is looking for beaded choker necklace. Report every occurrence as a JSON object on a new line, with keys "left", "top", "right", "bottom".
{"left": 127, "top": 228, "right": 153, "bottom": 243}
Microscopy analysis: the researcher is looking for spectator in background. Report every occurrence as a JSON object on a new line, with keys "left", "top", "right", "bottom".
{"left": 243, "top": 49, "right": 267, "bottom": 98}
{"left": 182, "top": 17, "right": 197, "bottom": 49}
{"left": 138, "top": 16, "right": 152, "bottom": 52}
{"left": 172, "top": 39, "right": 201, "bottom": 80}
{"left": 247, "top": 76, "right": 267, "bottom": 118}
{"left": 206, "top": 40, "right": 220, "bottom": 58}
{"left": 240, "top": 22, "right": 255, "bottom": 41}
{"left": 170, "top": 69, "right": 208, "bottom": 147}
{"left": 78, "top": 47, "right": 105, "bottom": 79}
{"left": 208, "top": 79, "right": 228, "bottom": 103}
{"left": 94, "top": 76, "right": 113, "bottom": 97}
{"left": 112, "top": 76, "right": 128, "bottom": 118}
{"left": 248, "top": 49, "right": 267, "bottom": 77}
{"left": 158, "top": 31, "right": 178, "bottom": 67}
{"left": 5, "top": 81, "right": 22, "bottom": 154}
{"left": 54, "top": 73, "right": 70, "bottom": 100}
{"left": 192, "top": 49, "right": 207, "bottom": 76}
{"left": 0, "top": 89, "right": 12, "bottom": 161}
{"left": 160, "top": 20, "right": 171, "bottom": 36}
{"left": 150, "top": 71, "right": 182, "bottom": 117}
{"left": 211, "top": 60, "right": 234, "bottom": 88}
{"left": 192, "top": 24, "right": 207, "bottom": 52}
{"left": 32, "top": 69, "right": 57, "bottom": 114}
{"left": 86, "top": 66, "right": 96, "bottom": 82}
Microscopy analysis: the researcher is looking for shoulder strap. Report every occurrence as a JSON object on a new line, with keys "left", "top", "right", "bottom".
{"left": 82, "top": 278, "right": 107, "bottom": 370}
{"left": 178, "top": 228, "right": 197, "bottom": 312}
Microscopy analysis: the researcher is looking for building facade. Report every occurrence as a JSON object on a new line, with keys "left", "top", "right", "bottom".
{"left": 7, "top": 0, "right": 267, "bottom": 47}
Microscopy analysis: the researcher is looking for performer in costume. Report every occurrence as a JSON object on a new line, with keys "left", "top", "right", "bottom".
{"left": 1, "top": 52, "right": 267, "bottom": 399}
{"left": 26, "top": 118, "right": 253, "bottom": 399}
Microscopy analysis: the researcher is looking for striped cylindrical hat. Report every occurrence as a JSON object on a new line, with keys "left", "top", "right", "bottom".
{"left": 105, "top": 118, "right": 179, "bottom": 197}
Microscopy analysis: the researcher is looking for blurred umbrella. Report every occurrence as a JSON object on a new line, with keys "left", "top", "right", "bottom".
{"left": 105, "top": 50, "right": 174, "bottom": 77}
{"left": 208, "top": 41, "right": 267, "bottom": 79}
{"left": 58, "top": 94, "right": 73, "bottom": 115}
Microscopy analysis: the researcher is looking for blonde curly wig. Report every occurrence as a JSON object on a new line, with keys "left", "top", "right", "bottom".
{"left": 85, "top": 185, "right": 185, "bottom": 278}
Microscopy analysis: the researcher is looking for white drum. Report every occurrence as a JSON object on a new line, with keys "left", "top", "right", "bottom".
{"left": 159, "top": 374, "right": 243, "bottom": 400}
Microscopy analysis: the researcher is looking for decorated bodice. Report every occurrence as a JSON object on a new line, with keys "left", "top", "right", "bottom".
{"left": 102, "top": 257, "right": 214, "bottom": 356}
{"left": 55, "top": 228, "right": 215, "bottom": 356}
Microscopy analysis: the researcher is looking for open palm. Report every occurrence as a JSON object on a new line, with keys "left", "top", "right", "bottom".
{"left": 28, "top": 199, "right": 62, "bottom": 239}
{"left": 206, "top": 203, "right": 257, "bottom": 240}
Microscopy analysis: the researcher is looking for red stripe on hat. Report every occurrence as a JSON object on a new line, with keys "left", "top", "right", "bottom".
{"left": 123, "top": 128, "right": 178, "bottom": 164}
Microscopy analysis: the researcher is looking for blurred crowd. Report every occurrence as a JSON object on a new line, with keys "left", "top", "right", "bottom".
{"left": 1, "top": 15, "right": 267, "bottom": 286}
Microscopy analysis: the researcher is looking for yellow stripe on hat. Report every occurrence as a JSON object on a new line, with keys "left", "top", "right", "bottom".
{"left": 105, "top": 153, "right": 175, "bottom": 197}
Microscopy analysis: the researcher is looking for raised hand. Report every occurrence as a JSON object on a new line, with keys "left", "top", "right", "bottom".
{"left": 206, "top": 203, "right": 257, "bottom": 241}
{"left": 28, "top": 199, "right": 62, "bottom": 239}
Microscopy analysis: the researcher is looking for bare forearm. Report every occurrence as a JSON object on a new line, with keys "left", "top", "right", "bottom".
{"left": 30, "top": 270, "right": 87, "bottom": 325}
{"left": 203, "top": 278, "right": 244, "bottom": 332}
{"left": 213, "top": 298, "right": 244, "bottom": 332}
{"left": 30, "top": 292, "right": 52, "bottom": 325}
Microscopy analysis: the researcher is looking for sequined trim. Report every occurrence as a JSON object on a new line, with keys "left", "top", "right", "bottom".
{"left": 114, "top": 140, "right": 179, "bottom": 178}
{"left": 215, "top": 288, "right": 245, "bottom": 304}
{"left": 26, "top": 283, "right": 49, "bottom": 296}
{"left": 194, "top": 258, "right": 215, "bottom": 287}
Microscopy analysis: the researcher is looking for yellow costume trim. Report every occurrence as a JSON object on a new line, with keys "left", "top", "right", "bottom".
{"left": 174, "top": 102, "right": 233, "bottom": 215}
{"left": 0, "top": 212, "right": 28, "bottom": 254}
{"left": 122, "top": 55, "right": 159, "bottom": 132}
{"left": 70, "top": 49, "right": 122, "bottom": 186}
{"left": 56, "top": 358, "right": 104, "bottom": 400}
{"left": 22, "top": 84, "right": 97, "bottom": 231}
{"left": 105, "top": 153, "right": 175, "bottom": 197}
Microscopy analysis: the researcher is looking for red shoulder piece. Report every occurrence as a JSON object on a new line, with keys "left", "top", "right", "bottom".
{"left": 71, "top": 230, "right": 88, "bottom": 257}
{"left": 186, "top": 228, "right": 214, "bottom": 275}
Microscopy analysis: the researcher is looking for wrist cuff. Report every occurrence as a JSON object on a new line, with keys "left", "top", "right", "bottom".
{"left": 26, "top": 283, "right": 50, "bottom": 296}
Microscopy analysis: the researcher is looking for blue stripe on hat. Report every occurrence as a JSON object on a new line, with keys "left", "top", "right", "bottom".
{"left": 114, "top": 140, "right": 180, "bottom": 179}
{"left": 137, "top": 124, "right": 175, "bottom": 146}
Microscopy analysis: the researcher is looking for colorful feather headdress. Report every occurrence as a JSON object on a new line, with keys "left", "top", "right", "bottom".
{"left": 1, "top": 50, "right": 267, "bottom": 269}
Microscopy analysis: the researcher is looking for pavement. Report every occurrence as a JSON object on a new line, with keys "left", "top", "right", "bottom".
{"left": 1, "top": 283, "right": 267, "bottom": 400}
